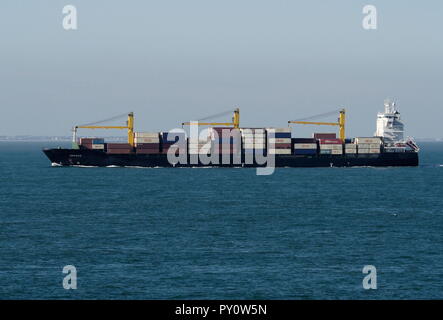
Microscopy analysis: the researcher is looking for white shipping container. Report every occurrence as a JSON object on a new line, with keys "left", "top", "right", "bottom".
{"left": 268, "top": 138, "right": 291, "bottom": 143}
{"left": 266, "top": 128, "right": 291, "bottom": 133}
{"left": 134, "top": 137, "right": 160, "bottom": 143}
{"left": 92, "top": 144, "right": 105, "bottom": 149}
{"left": 240, "top": 129, "right": 265, "bottom": 134}
{"left": 345, "top": 149, "right": 357, "bottom": 154}
{"left": 358, "top": 149, "right": 370, "bottom": 154}
{"left": 355, "top": 137, "right": 382, "bottom": 144}
{"left": 331, "top": 149, "right": 343, "bottom": 155}
{"left": 369, "top": 144, "right": 381, "bottom": 149}
{"left": 242, "top": 137, "right": 266, "bottom": 142}
{"left": 134, "top": 132, "right": 159, "bottom": 138}
{"left": 242, "top": 136, "right": 266, "bottom": 140}
{"left": 356, "top": 143, "right": 371, "bottom": 149}
{"left": 293, "top": 143, "right": 317, "bottom": 149}
{"left": 254, "top": 142, "right": 266, "bottom": 147}
{"left": 320, "top": 144, "right": 343, "bottom": 150}
{"left": 369, "top": 149, "right": 381, "bottom": 154}
{"left": 268, "top": 149, "right": 291, "bottom": 154}
{"left": 345, "top": 143, "right": 357, "bottom": 148}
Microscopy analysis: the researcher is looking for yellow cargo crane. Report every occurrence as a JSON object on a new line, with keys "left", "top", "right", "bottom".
{"left": 182, "top": 108, "right": 240, "bottom": 129}
{"left": 73, "top": 112, "right": 135, "bottom": 146}
{"left": 288, "top": 109, "right": 346, "bottom": 140}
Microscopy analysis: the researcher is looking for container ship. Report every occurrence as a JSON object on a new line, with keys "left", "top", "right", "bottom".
{"left": 43, "top": 100, "right": 419, "bottom": 168}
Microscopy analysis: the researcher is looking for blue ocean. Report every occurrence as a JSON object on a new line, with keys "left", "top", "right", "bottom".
{"left": 1, "top": 141, "right": 442, "bottom": 299}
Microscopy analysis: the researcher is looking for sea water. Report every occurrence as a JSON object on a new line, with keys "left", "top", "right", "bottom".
{"left": 0, "top": 141, "right": 442, "bottom": 299}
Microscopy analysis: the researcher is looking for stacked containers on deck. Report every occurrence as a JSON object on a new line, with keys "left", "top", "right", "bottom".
{"left": 345, "top": 140, "right": 357, "bottom": 154}
{"left": 79, "top": 138, "right": 105, "bottom": 150}
{"left": 292, "top": 138, "right": 317, "bottom": 155}
{"left": 267, "top": 128, "right": 292, "bottom": 154}
{"left": 135, "top": 132, "right": 160, "bottom": 154}
{"left": 241, "top": 128, "right": 266, "bottom": 154}
{"left": 209, "top": 127, "right": 241, "bottom": 154}
{"left": 355, "top": 137, "right": 382, "bottom": 154}
{"left": 318, "top": 138, "right": 343, "bottom": 155}
{"left": 106, "top": 143, "right": 132, "bottom": 154}
{"left": 161, "top": 131, "right": 187, "bottom": 155}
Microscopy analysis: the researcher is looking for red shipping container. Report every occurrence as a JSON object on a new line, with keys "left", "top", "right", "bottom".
{"left": 106, "top": 143, "right": 132, "bottom": 149}
{"left": 136, "top": 143, "right": 160, "bottom": 149}
{"left": 318, "top": 139, "right": 343, "bottom": 145}
{"left": 314, "top": 133, "right": 336, "bottom": 139}
{"left": 81, "top": 143, "right": 93, "bottom": 149}
{"left": 269, "top": 143, "right": 291, "bottom": 149}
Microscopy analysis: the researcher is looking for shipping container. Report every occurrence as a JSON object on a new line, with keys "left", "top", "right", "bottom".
{"left": 369, "top": 149, "right": 381, "bottom": 154}
{"left": 319, "top": 149, "right": 332, "bottom": 154}
{"left": 134, "top": 137, "right": 160, "bottom": 143}
{"left": 134, "top": 132, "right": 159, "bottom": 138}
{"left": 243, "top": 138, "right": 265, "bottom": 144}
{"left": 318, "top": 139, "right": 343, "bottom": 145}
{"left": 136, "top": 143, "right": 160, "bottom": 148}
{"left": 79, "top": 138, "right": 104, "bottom": 145}
{"left": 355, "top": 137, "right": 382, "bottom": 144}
{"left": 293, "top": 143, "right": 317, "bottom": 149}
{"left": 106, "top": 143, "right": 132, "bottom": 149}
{"left": 357, "top": 148, "right": 370, "bottom": 154}
{"left": 268, "top": 138, "right": 291, "bottom": 144}
{"left": 292, "top": 138, "right": 317, "bottom": 143}
{"left": 267, "top": 143, "right": 291, "bottom": 149}
{"left": 80, "top": 143, "right": 93, "bottom": 149}
{"left": 345, "top": 149, "right": 357, "bottom": 154}
{"left": 266, "top": 128, "right": 291, "bottom": 133}
{"left": 331, "top": 149, "right": 343, "bottom": 155}
{"left": 313, "top": 133, "right": 336, "bottom": 139}
{"left": 91, "top": 144, "right": 105, "bottom": 150}
{"left": 268, "top": 149, "right": 291, "bottom": 154}
{"left": 357, "top": 143, "right": 371, "bottom": 149}
{"left": 272, "top": 133, "right": 291, "bottom": 139}
{"left": 319, "top": 144, "right": 342, "bottom": 150}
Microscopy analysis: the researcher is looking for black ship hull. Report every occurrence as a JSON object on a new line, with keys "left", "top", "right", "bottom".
{"left": 43, "top": 148, "right": 419, "bottom": 168}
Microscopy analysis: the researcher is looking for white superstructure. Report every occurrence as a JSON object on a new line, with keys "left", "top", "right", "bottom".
{"left": 375, "top": 99, "right": 405, "bottom": 145}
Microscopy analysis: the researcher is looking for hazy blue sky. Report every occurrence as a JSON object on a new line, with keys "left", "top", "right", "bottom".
{"left": 0, "top": 0, "right": 442, "bottom": 138}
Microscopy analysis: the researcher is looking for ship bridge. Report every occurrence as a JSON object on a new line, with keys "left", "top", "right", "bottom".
{"left": 375, "top": 99, "right": 405, "bottom": 145}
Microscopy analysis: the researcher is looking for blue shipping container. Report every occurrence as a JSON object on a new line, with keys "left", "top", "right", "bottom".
{"left": 268, "top": 132, "right": 291, "bottom": 138}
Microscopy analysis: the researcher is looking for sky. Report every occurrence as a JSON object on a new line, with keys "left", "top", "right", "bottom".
{"left": 0, "top": 0, "right": 442, "bottom": 138}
